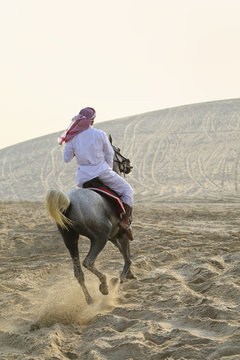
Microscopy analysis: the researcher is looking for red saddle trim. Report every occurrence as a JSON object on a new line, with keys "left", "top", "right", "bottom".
{"left": 87, "top": 187, "right": 125, "bottom": 217}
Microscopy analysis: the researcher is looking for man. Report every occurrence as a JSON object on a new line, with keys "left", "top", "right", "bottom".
{"left": 58, "top": 107, "right": 133, "bottom": 239}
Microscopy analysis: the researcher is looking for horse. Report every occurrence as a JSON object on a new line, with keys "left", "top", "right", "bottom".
{"left": 45, "top": 140, "right": 135, "bottom": 304}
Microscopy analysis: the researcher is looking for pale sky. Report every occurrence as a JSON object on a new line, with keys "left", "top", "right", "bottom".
{"left": 1, "top": 0, "right": 240, "bottom": 149}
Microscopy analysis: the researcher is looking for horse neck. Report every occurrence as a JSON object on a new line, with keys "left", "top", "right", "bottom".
{"left": 113, "top": 161, "right": 121, "bottom": 175}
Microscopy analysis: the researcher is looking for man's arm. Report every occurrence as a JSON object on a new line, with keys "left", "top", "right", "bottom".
{"left": 102, "top": 132, "right": 114, "bottom": 169}
{"left": 63, "top": 141, "right": 75, "bottom": 163}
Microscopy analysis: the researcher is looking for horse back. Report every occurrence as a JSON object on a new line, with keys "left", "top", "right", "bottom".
{"left": 66, "top": 188, "right": 119, "bottom": 236}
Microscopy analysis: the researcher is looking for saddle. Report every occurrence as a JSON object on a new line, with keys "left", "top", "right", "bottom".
{"left": 82, "top": 177, "right": 125, "bottom": 217}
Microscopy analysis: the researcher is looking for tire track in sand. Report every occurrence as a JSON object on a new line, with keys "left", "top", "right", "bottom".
{"left": 150, "top": 109, "right": 178, "bottom": 187}
{"left": 123, "top": 116, "right": 153, "bottom": 191}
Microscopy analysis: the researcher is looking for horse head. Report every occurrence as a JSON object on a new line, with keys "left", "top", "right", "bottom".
{"left": 109, "top": 135, "right": 133, "bottom": 176}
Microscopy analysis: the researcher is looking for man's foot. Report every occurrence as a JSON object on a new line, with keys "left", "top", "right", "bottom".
{"left": 120, "top": 203, "right": 133, "bottom": 240}
{"left": 125, "top": 228, "right": 133, "bottom": 240}
{"left": 119, "top": 219, "right": 133, "bottom": 240}
{"left": 119, "top": 218, "right": 130, "bottom": 230}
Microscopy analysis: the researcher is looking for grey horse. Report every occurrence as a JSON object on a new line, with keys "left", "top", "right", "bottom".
{"left": 45, "top": 143, "right": 134, "bottom": 304}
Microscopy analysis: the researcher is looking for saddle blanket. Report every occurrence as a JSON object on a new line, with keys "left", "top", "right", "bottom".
{"left": 87, "top": 187, "right": 125, "bottom": 217}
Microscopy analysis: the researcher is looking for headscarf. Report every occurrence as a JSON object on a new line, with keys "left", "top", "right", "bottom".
{"left": 58, "top": 107, "right": 96, "bottom": 145}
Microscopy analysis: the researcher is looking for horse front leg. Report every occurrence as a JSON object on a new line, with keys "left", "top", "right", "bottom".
{"left": 111, "top": 233, "right": 135, "bottom": 282}
{"left": 60, "top": 228, "right": 93, "bottom": 304}
{"left": 83, "top": 236, "right": 109, "bottom": 295}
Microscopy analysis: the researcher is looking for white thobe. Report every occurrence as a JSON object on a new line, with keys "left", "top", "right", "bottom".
{"left": 63, "top": 126, "right": 133, "bottom": 206}
{"left": 64, "top": 126, "right": 114, "bottom": 185}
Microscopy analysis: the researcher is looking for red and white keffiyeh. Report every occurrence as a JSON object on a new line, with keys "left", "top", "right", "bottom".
{"left": 58, "top": 107, "right": 96, "bottom": 145}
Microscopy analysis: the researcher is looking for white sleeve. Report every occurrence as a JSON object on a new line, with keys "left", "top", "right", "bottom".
{"left": 102, "top": 132, "right": 114, "bottom": 169}
{"left": 63, "top": 141, "right": 74, "bottom": 163}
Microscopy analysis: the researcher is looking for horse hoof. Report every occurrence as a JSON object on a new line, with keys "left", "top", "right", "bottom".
{"left": 99, "top": 283, "right": 109, "bottom": 295}
{"left": 86, "top": 296, "right": 94, "bottom": 305}
{"left": 120, "top": 272, "right": 136, "bottom": 283}
{"left": 110, "top": 277, "right": 119, "bottom": 289}
{"left": 126, "top": 272, "right": 136, "bottom": 280}
{"left": 30, "top": 322, "right": 40, "bottom": 331}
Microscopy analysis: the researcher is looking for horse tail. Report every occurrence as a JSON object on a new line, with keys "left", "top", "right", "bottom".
{"left": 45, "top": 189, "right": 73, "bottom": 230}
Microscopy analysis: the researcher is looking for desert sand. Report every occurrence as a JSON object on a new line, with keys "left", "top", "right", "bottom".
{"left": 0, "top": 99, "right": 240, "bottom": 359}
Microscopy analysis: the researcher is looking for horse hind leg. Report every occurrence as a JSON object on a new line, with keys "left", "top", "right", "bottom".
{"left": 60, "top": 227, "right": 93, "bottom": 304}
{"left": 72, "top": 256, "right": 93, "bottom": 304}
{"left": 83, "top": 235, "right": 109, "bottom": 295}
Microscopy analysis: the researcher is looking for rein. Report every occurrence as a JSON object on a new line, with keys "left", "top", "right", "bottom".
{"left": 113, "top": 146, "right": 133, "bottom": 176}
{"left": 108, "top": 134, "right": 133, "bottom": 176}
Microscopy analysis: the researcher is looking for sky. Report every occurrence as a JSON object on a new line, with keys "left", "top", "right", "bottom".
{"left": 1, "top": 0, "right": 240, "bottom": 149}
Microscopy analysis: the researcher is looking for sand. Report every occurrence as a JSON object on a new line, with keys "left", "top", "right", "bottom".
{"left": 0, "top": 201, "right": 240, "bottom": 359}
{"left": 1, "top": 99, "right": 240, "bottom": 359}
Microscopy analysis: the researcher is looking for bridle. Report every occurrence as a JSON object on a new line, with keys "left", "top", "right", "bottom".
{"left": 108, "top": 134, "right": 133, "bottom": 176}
{"left": 113, "top": 145, "right": 133, "bottom": 176}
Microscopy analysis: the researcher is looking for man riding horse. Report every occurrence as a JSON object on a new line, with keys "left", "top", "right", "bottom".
{"left": 58, "top": 107, "right": 133, "bottom": 240}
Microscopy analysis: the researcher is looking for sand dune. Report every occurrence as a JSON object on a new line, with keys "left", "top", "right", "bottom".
{"left": 1, "top": 99, "right": 240, "bottom": 359}
{"left": 1, "top": 99, "right": 240, "bottom": 203}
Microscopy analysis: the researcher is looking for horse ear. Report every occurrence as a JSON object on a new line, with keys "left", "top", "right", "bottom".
{"left": 109, "top": 134, "right": 112, "bottom": 145}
